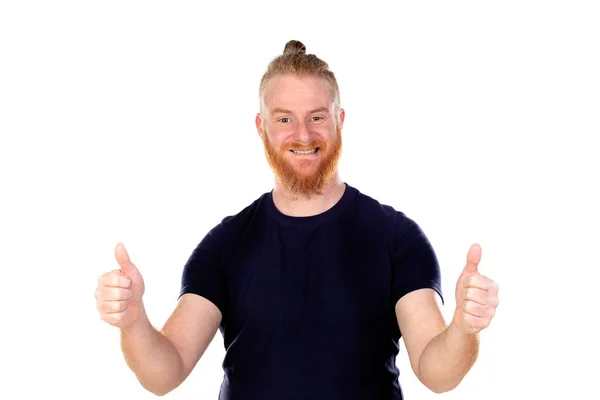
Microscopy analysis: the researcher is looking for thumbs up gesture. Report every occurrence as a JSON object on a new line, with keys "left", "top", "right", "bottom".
{"left": 452, "top": 244, "right": 499, "bottom": 335}
{"left": 95, "top": 243, "right": 146, "bottom": 328}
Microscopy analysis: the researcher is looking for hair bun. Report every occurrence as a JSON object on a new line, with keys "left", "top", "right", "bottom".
{"left": 283, "top": 40, "right": 306, "bottom": 55}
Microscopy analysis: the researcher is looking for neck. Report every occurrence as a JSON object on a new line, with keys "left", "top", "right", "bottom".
{"left": 272, "top": 172, "right": 346, "bottom": 217}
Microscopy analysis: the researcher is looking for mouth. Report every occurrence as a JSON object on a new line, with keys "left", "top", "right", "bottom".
{"left": 289, "top": 147, "right": 319, "bottom": 155}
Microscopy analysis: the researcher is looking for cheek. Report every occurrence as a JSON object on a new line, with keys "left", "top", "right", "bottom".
{"left": 262, "top": 125, "right": 285, "bottom": 145}
{"left": 263, "top": 133, "right": 287, "bottom": 154}
{"left": 266, "top": 134, "right": 285, "bottom": 149}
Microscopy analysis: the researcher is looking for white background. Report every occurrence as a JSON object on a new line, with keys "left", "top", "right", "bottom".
{"left": 1, "top": 1, "right": 598, "bottom": 399}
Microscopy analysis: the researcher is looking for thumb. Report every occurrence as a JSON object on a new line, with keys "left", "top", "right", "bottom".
{"left": 115, "top": 242, "right": 138, "bottom": 275}
{"left": 463, "top": 243, "right": 482, "bottom": 275}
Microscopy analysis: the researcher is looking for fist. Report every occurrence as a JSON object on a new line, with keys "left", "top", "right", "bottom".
{"left": 95, "top": 243, "right": 145, "bottom": 328}
{"left": 453, "top": 244, "right": 499, "bottom": 335}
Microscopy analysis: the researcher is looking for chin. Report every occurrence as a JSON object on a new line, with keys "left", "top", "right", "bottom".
{"left": 291, "top": 164, "right": 321, "bottom": 177}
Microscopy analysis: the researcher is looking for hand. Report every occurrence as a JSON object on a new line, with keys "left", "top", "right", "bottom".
{"left": 452, "top": 244, "right": 499, "bottom": 335}
{"left": 95, "top": 243, "right": 146, "bottom": 328}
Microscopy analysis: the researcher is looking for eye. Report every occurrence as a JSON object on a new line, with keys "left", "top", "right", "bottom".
{"left": 310, "top": 116, "right": 323, "bottom": 121}
{"left": 279, "top": 117, "right": 291, "bottom": 123}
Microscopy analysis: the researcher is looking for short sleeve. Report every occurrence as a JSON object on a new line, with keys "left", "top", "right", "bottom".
{"left": 391, "top": 213, "right": 443, "bottom": 305}
{"left": 179, "top": 223, "right": 226, "bottom": 314}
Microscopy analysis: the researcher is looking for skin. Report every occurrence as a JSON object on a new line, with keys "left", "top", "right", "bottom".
{"left": 395, "top": 243, "right": 500, "bottom": 393}
{"left": 94, "top": 73, "right": 499, "bottom": 396}
{"left": 95, "top": 244, "right": 221, "bottom": 395}
{"left": 256, "top": 74, "right": 347, "bottom": 215}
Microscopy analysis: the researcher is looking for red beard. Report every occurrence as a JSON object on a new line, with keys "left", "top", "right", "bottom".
{"left": 262, "top": 126, "right": 342, "bottom": 198}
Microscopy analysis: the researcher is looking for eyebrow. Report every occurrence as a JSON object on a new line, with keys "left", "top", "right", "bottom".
{"left": 271, "top": 106, "right": 330, "bottom": 115}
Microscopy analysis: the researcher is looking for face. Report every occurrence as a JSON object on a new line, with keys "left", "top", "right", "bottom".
{"left": 256, "top": 74, "right": 345, "bottom": 197}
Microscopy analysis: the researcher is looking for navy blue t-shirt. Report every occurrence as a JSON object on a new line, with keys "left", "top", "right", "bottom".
{"left": 179, "top": 183, "right": 442, "bottom": 400}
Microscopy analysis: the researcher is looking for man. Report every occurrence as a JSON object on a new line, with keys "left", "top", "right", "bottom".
{"left": 95, "top": 40, "right": 499, "bottom": 399}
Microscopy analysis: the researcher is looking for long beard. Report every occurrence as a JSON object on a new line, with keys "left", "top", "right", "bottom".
{"left": 262, "top": 125, "right": 342, "bottom": 198}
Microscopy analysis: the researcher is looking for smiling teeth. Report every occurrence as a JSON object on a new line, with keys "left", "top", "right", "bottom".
{"left": 291, "top": 148, "right": 317, "bottom": 154}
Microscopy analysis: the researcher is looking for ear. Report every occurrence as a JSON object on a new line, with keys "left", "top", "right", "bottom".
{"left": 338, "top": 108, "right": 345, "bottom": 128}
{"left": 255, "top": 113, "right": 264, "bottom": 137}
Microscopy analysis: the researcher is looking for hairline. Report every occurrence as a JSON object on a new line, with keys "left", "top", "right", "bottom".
{"left": 259, "top": 73, "right": 341, "bottom": 117}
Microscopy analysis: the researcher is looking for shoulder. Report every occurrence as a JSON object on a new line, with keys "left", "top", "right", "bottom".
{"left": 348, "top": 184, "right": 410, "bottom": 231}
{"left": 182, "top": 190, "right": 271, "bottom": 270}
{"left": 203, "top": 191, "right": 271, "bottom": 245}
{"left": 347, "top": 184, "right": 432, "bottom": 249}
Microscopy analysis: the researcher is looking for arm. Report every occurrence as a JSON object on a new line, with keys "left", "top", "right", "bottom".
{"left": 395, "top": 289, "right": 478, "bottom": 393}
{"left": 120, "top": 294, "right": 222, "bottom": 396}
{"left": 395, "top": 244, "right": 499, "bottom": 394}
{"left": 98, "top": 241, "right": 225, "bottom": 396}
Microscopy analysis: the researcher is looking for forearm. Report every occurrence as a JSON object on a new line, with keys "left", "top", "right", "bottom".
{"left": 418, "top": 319, "right": 480, "bottom": 393}
{"left": 120, "top": 303, "right": 185, "bottom": 396}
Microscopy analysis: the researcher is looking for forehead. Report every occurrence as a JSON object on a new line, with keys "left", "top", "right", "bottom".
{"left": 263, "top": 74, "right": 334, "bottom": 114}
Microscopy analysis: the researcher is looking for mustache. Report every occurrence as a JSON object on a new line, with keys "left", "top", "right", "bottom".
{"left": 283, "top": 140, "right": 325, "bottom": 151}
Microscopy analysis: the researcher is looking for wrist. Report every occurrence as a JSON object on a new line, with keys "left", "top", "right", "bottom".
{"left": 121, "top": 301, "right": 150, "bottom": 334}
{"left": 450, "top": 312, "right": 480, "bottom": 341}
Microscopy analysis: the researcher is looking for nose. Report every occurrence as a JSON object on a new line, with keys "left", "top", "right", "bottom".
{"left": 293, "top": 120, "right": 313, "bottom": 143}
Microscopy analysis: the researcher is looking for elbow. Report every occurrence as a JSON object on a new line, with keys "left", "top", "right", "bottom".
{"left": 138, "top": 380, "right": 170, "bottom": 397}
{"left": 149, "top": 384, "right": 173, "bottom": 397}
{"left": 141, "top": 382, "right": 177, "bottom": 397}
{"left": 137, "top": 371, "right": 185, "bottom": 397}
{"left": 149, "top": 389, "right": 169, "bottom": 397}
{"left": 416, "top": 365, "right": 462, "bottom": 394}
{"left": 428, "top": 383, "right": 458, "bottom": 395}
{"left": 420, "top": 375, "right": 463, "bottom": 394}
{"left": 141, "top": 360, "right": 188, "bottom": 396}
